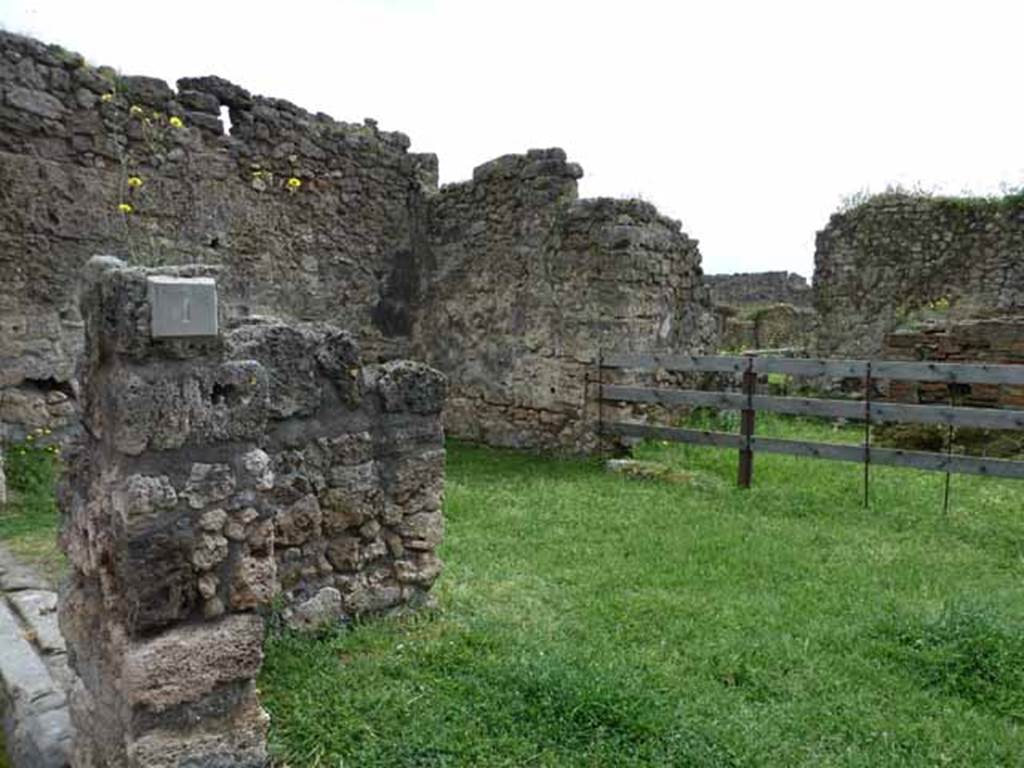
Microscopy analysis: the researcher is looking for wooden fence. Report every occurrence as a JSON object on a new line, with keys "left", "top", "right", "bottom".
{"left": 597, "top": 353, "right": 1024, "bottom": 503}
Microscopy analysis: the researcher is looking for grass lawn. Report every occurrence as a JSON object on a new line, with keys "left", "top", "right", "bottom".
{"left": 0, "top": 491, "right": 64, "bottom": 584}
{"left": 1, "top": 419, "right": 1020, "bottom": 766}
{"left": 0, "top": 440, "right": 64, "bottom": 585}
{"left": 261, "top": 418, "right": 1024, "bottom": 767}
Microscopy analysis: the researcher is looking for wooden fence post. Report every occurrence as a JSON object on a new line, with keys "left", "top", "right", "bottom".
{"left": 738, "top": 355, "right": 756, "bottom": 488}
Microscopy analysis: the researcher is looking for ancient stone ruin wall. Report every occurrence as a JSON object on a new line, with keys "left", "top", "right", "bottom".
{"left": 0, "top": 31, "right": 717, "bottom": 454}
{"left": 814, "top": 194, "right": 1024, "bottom": 358}
{"left": 59, "top": 259, "right": 445, "bottom": 766}
{"left": 1, "top": 30, "right": 434, "bottom": 441}
{"left": 417, "top": 150, "right": 716, "bottom": 450}
{"left": 704, "top": 272, "right": 814, "bottom": 353}
{"left": 705, "top": 271, "right": 812, "bottom": 308}
{"left": 714, "top": 303, "right": 816, "bottom": 352}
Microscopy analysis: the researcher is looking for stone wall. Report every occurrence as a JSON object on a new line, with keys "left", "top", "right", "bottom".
{"left": 59, "top": 259, "right": 446, "bottom": 766}
{"left": 418, "top": 151, "right": 715, "bottom": 450}
{"left": 1, "top": 30, "right": 435, "bottom": 441}
{"left": 705, "top": 272, "right": 813, "bottom": 353}
{"left": 814, "top": 193, "right": 1024, "bottom": 358}
{"left": 0, "top": 31, "right": 716, "bottom": 453}
{"left": 705, "top": 271, "right": 812, "bottom": 308}
{"left": 714, "top": 303, "right": 815, "bottom": 352}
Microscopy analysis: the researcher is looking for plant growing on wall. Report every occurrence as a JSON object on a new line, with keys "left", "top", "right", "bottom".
{"left": 97, "top": 79, "right": 193, "bottom": 267}
{"left": 3, "top": 428, "right": 60, "bottom": 517}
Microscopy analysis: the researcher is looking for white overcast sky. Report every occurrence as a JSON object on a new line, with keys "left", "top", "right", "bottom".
{"left": 2, "top": 0, "right": 1022, "bottom": 277}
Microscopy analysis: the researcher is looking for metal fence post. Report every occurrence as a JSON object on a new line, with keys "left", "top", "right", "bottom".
{"left": 738, "top": 355, "right": 756, "bottom": 488}
{"left": 942, "top": 384, "right": 965, "bottom": 514}
{"left": 596, "top": 347, "right": 605, "bottom": 458}
{"left": 863, "top": 361, "right": 872, "bottom": 509}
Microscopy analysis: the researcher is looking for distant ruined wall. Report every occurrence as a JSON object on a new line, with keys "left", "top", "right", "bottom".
{"left": 417, "top": 150, "right": 715, "bottom": 450}
{"left": 705, "top": 272, "right": 813, "bottom": 353}
{"left": 60, "top": 259, "right": 446, "bottom": 766}
{"left": 715, "top": 303, "right": 815, "bottom": 352}
{"left": 0, "top": 31, "right": 716, "bottom": 453}
{"left": 814, "top": 194, "right": 1024, "bottom": 358}
{"left": 705, "top": 271, "right": 811, "bottom": 308}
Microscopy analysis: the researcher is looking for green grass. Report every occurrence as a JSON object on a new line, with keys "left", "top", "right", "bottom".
{"left": 1, "top": 418, "right": 1018, "bottom": 765}
{"left": 0, "top": 440, "right": 64, "bottom": 584}
{"left": 0, "top": 441, "right": 60, "bottom": 768}
{"left": 260, "top": 417, "right": 1024, "bottom": 767}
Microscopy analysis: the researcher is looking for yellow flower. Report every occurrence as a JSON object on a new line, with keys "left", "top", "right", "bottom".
{"left": 26, "top": 434, "right": 34, "bottom": 442}
{"left": 168, "top": 116, "right": 184, "bottom": 129}
{"left": 127, "top": 176, "right": 144, "bottom": 188}
{"left": 129, "top": 104, "right": 144, "bottom": 117}
{"left": 100, "top": 92, "right": 114, "bottom": 102}
{"left": 287, "top": 177, "right": 302, "bottom": 191}
{"left": 118, "top": 202, "right": 134, "bottom": 214}
{"left": 42, "top": 428, "right": 52, "bottom": 436}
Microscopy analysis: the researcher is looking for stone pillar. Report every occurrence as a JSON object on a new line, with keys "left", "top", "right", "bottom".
{"left": 59, "top": 258, "right": 272, "bottom": 767}
{"left": 58, "top": 257, "right": 447, "bottom": 767}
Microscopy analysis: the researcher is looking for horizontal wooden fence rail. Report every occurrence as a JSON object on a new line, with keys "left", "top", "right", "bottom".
{"left": 596, "top": 353, "right": 1024, "bottom": 502}
{"left": 601, "top": 385, "right": 1024, "bottom": 431}
{"left": 601, "top": 353, "right": 1024, "bottom": 386}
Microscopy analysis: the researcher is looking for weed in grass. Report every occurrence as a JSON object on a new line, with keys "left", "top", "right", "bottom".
{"left": 3, "top": 435, "right": 59, "bottom": 499}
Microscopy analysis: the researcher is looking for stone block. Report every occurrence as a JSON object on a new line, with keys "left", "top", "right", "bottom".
{"left": 0, "top": 594, "right": 71, "bottom": 767}
{"left": 117, "top": 527, "right": 197, "bottom": 633}
{"left": 121, "top": 614, "right": 264, "bottom": 712}
{"left": 126, "top": 688, "right": 269, "bottom": 768}
{"left": 185, "top": 463, "right": 236, "bottom": 510}
{"left": 374, "top": 360, "right": 448, "bottom": 414}
{"left": 107, "top": 362, "right": 268, "bottom": 454}
{"left": 284, "top": 586, "right": 343, "bottom": 631}
{"left": 275, "top": 493, "right": 322, "bottom": 547}
{"left": 112, "top": 474, "right": 178, "bottom": 529}
{"left": 229, "top": 555, "right": 278, "bottom": 610}
{"left": 397, "top": 510, "right": 444, "bottom": 550}
{"left": 8, "top": 590, "right": 65, "bottom": 654}
{"left": 226, "top": 322, "right": 350, "bottom": 418}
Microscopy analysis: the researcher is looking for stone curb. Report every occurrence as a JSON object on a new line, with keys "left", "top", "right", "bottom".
{"left": 0, "top": 545, "right": 71, "bottom": 768}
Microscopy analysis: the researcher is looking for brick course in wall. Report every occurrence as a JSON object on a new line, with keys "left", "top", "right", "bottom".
{"left": 882, "top": 317, "right": 1024, "bottom": 408}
